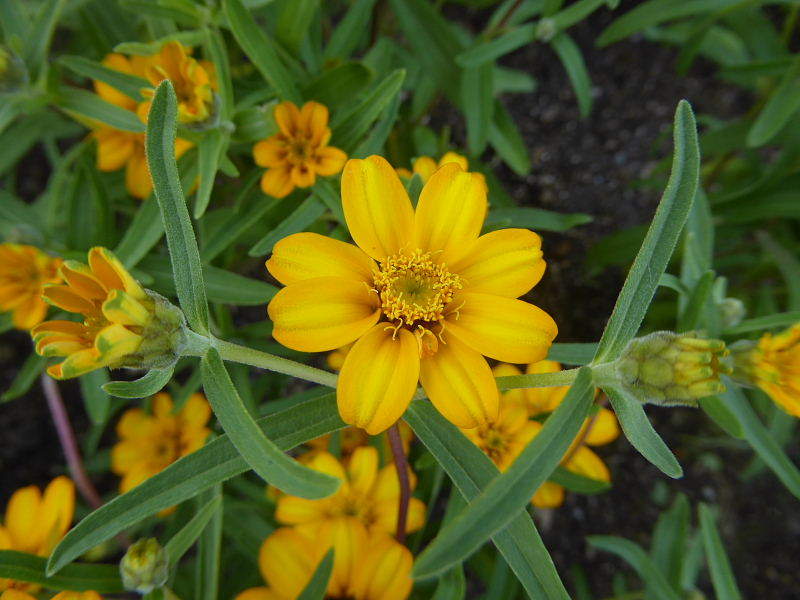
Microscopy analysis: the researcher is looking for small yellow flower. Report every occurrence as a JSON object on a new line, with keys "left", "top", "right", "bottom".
{"left": 139, "top": 41, "right": 217, "bottom": 124}
{"left": 732, "top": 323, "right": 800, "bottom": 417}
{"left": 275, "top": 446, "right": 425, "bottom": 537}
{"left": 236, "top": 524, "right": 413, "bottom": 600}
{"left": 252, "top": 101, "right": 348, "bottom": 198}
{"left": 0, "top": 477, "right": 75, "bottom": 592}
{"left": 398, "top": 151, "right": 469, "bottom": 183}
{"left": 266, "top": 156, "right": 556, "bottom": 433}
{"left": 111, "top": 393, "right": 211, "bottom": 493}
{"left": 0, "top": 244, "right": 62, "bottom": 330}
{"left": 306, "top": 421, "right": 413, "bottom": 459}
{"left": 31, "top": 247, "right": 179, "bottom": 380}
{"left": 91, "top": 51, "right": 194, "bottom": 199}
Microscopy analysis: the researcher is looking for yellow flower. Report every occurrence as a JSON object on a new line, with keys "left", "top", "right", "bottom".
{"left": 0, "top": 477, "right": 75, "bottom": 592}
{"left": 266, "top": 155, "right": 556, "bottom": 433}
{"left": 252, "top": 101, "right": 348, "bottom": 198}
{"left": 732, "top": 323, "right": 800, "bottom": 417}
{"left": 236, "top": 524, "right": 413, "bottom": 600}
{"left": 275, "top": 446, "right": 425, "bottom": 536}
{"left": 0, "top": 244, "right": 62, "bottom": 330}
{"left": 139, "top": 41, "right": 217, "bottom": 124}
{"left": 111, "top": 393, "right": 211, "bottom": 493}
{"left": 306, "top": 421, "right": 413, "bottom": 459}
{"left": 91, "top": 52, "right": 193, "bottom": 199}
{"left": 31, "top": 247, "right": 169, "bottom": 380}
{"left": 398, "top": 151, "right": 469, "bottom": 183}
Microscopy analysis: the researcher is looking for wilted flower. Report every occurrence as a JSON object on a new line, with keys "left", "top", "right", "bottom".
{"left": 252, "top": 101, "right": 347, "bottom": 198}
{"left": 119, "top": 538, "right": 169, "bottom": 593}
{"left": 731, "top": 323, "right": 800, "bottom": 417}
{"left": 0, "top": 244, "right": 62, "bottom": 330}
{"left": 111, "top": 393, "right": 211, "bottom": 493}
{"left": 0, "top": 477, "right": 75, "bottom": 592}
{"left": 267, "top": 156, "right": 556, "bottom": 433}
{"left": 235, "top": 524, "right": 413, "bottom": 600}
{"left": 396, "top": 151, "right": 469, "bottom": 183}
{"left": 614, "top": 331, "right": 730, "bottom": 406}
{"left": 275, "top": 446, "right": 425, "bottom": 537}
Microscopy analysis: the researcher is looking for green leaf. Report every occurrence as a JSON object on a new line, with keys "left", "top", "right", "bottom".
{"left": 648, "top": 494, "right": 689, "bottom": 595}
{"left": 547, "top": 343, "right": 598, "bottom": 365}
{"left": 115, "top": 198, "right": 164, "bottom": 269}
{"left": 58, "top": 55, "right": 148, "bottom": 101}
{"left": 604, "top": 386, "right": 683, "bottom": 478}
{"left": 721, "top": 384, "right": 800, "bottom": 500}
{"left": 79, "top": 370, "right": 110, "bottom": 425}
{"left": 586, "top": 537, "right": 682, "bottom": 600}
{"left": 723, "top": 311, "right": 800, "bottom": 336}
{"left": 413, "top": 367, "right": 594, "bottom": 579}
{"left": 698, "top": 396, "right": 743, "bottom": 439}
{"left": 194, "top": 129, "right": 228, "bottom": 219}
{"left": 488, "top": 101, "right": 531, "bottom": 176}
{"left": 331, "top": 69, "right": 406, "bottom": 152}
{"left": 223, "top": 0, "right": 301, "bottom": 103}
{"left": 0, "top": 551, "right": 124, "bottom": 593}
{"left": 248, "top": 194, "right": 326, "bottom": 256}
{"left": 1, "top": 352, "right": 46, "bottom": 403}
{"left": 48, "top": 394, "right": 344, "bottom": 574}
{"left": 195, "top": 486, "right": 223, "bottom": 600}
{"left": 296, "top": 549, "right": 334, "bottom": 600}
{"left": 405, "top": 400, "right": 570, "bottom": 599}
{"left": 57, "top": 87, "right": 145, "bottom": 132}
{"left": 698, "top": 504, "right": 742, "bottom": 600}
{"left": 145, "top": 80, "right": 210, "bottom": 335}
{"left": 747, "top": 57, "right": 800, "bottom": 147}
{"left": 485, "top": 207, "right": 592, "bottom": 232}
{"left": 323, "top": 0, "right": 377, "bottom": 60}
{"left": 277, "top": 0, "right": 320, "bottom": 52}
{"left": 206, "top": 28, "right": 234, "bottom": 119}
{"left": 594, "top": 100, "right": 699, "bottom": 363}
{"left": 352, "top": 92, "right": 402, "bottom": 158}
{"left": 757, "top": 230, "right": 800, "bottom": 311}
{"left": 302, "top": 62, "right": 372, "bottom": 113}
{"left": 549, "top": 466, "right": 611, "bottom": 494}
{"left": 550, "top": 32, "right": 592, "bottom": 118}
{"left": 201, "top": 347, "right": 339, "bottom": 498}
{"left": 23, "top": 0, "right": 66, "bottom": 77}
{"left": 677, "top": 269, "right": 714, "bottom": 331}
{"left": 461, "top": 62, "right": 493, "bottom": 155}
{"left": 456, "top": 24, "right": 536, "bottom": 68}
{"left": 432, "top": 566, "right": 466, "bottom": 600}
{"left": 103, "top": 367, "right": 175, "bottom": 399}
{"left": 114, "top": 30, "right": 209, "bottom": 55}
{"left": 165, "top": 494, "right": 223, "bottom": 566}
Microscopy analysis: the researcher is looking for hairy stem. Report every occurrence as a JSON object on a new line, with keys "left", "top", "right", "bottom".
{"left": 388, "top": 424, "right": 411, "bottom": 544}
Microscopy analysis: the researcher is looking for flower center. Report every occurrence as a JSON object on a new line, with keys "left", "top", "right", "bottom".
{"left": 484, "top": 429, "right": 508, "bottom": 461}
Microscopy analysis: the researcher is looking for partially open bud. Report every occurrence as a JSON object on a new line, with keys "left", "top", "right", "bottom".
{"left": 120, "top": 538, "right": 169, "bottom": 593}
{"left": 613, "top": 331, "right": 730, "bottom": 406}
{"left": 31, "top": 247, "right": 187, "bottom": 379}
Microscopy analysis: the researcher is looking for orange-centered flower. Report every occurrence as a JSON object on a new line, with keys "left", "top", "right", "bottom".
{"left": 0, "top": 477, "right": 75, "bottom": 592}
{"left": 0, "top": 244, "right": 62, "bottom": 330}
{"left": 31, "top": 247, "right": 154, "bottom": 379}
{"left": 266, "top": 155, "right": 557, "bottom": 433}
{"left": 253, "top": 101, "right": 347, "bottom": 198}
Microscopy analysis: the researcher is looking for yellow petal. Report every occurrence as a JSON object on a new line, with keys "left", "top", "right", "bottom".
{"left": 564, "top": 446, "right": 610, "bottom": 482}
{"left": 493, "top": 363, "right": 526, "bottom": 406}
{"left": 531, "top": 481, "right": 564, "bottom": 508}
{"left": 234, "top": 588, "right": 283, "bottom": 600}
{"left": 437, "top": 151, "right": 468, "bottom": 170}
{"left": 102, "top": 290, "right": 151, "bottom": 327}
{"left": 337, "top": 324, "right": 420, "bottom": 435}
{"left": 346, "top": 446, "right": 379, "bottom": 495}
{"left": 289, "top": 163, "right": 317, "bottom": 188}
{"left": 413, "top": 163, "right": 487, "bottom": 264}
{"left": 253, "top": 138, "right": 287, "bottom": 168}
{"left": 180, "top": 393, "right": 212, "bottom": 429}
{"left": 152, "top": 392, "right": 174, "bottom": 417}
{"left": 411, "top": 156, "right": 437, "bottom": 182}
{"left": 446, "top": 292, "right": 557, "bottom": 364}
{"left": 318, "top": 518, "right": 368, "bottom": 597}
{"left": 5, "top": 486, "right": 43, "bottom": 553}
{"left": 2, "top": 591, "right": 40, "bottom": 600}
{"left": 299, "top": 101, "right": 329, "bottom": 144}
{"left": 273, "top": 101, "right": 302, "bottom": 137}
{"left": 341, "top": 156, "right": 414, "bottom": 261}
{"left": 268, "top": 277, "right": 380, "bottom": 352}
{"left": 11, "top": 296, "right": 48, "bottom": 330}
{"left": 524, "top": 360, "right": 569, "bottom": 416}
{"left": 42, "top": 284, "right": 96, "bottom": 314}
{"left": 312, "top": 145, "right": 347, "bottom": 176}
{"left": 38, "top": 476, "right": 75, "bottom": 553}
{"left": 88, "top": 247, "right": 146, "bottom": 299}
{"left": 267, "top": 232, "right": 376, "bottom": 287}
{"left": 584, "top": 407, "right": 620, "bottom": 446}
{"left": 94, "top": 129, "right": 135, "bottom": 171}
{"left": 259, "top": 527, "right": 320, "bottom": 597}
{"left": 350, "top": 534, "right": 413, "bottom": 600}
{"left": 93, "top": 323, "right": 143, "bottom": 363}
{"left": 419, "top": 335, "right": 499, "bottom": 429}
{"left": 260, "top": 165, "right": 295, "bottom": 198}
{"left": 450, "top": 228, "right": 545, "bottom": 297}
{"left": 125, "top": 147, "right": 152, "bottom": 199}
{"left": 60, "top": 261, "right": 108, "bottom": 301}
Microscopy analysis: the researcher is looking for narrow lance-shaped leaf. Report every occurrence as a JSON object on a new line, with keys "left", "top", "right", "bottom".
{"left": 145, "top": 80, "right": 210, "bottom": 335}
{"left": 297, "top": 549, "right": 335, "bottom": 600}
{"left": 0, "top": 551, "right": 124, "bottom": 593}
{"left": 164, "top": 494, "right": 223, "bottom": 567}
{"left": 103, "top": 367, "right": 175, "bottom": 399}
{"left": 698, "top": 503, "right": 743, "bottom": 600}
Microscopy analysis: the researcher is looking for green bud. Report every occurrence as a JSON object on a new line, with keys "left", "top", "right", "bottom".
{"left": 120, "top": 538, "right": 169, "bottom": 593}
{"left": 720, "top": 297, "right": 745, "bottom": 329}
{"left": 535, "top": 18, "right": 557, "bottom": 42}
{"left": 612, "top": 331, "right": 731, "bottom": 407}
{"left": 118, "top": 291, "right": 187, "bottom": 371}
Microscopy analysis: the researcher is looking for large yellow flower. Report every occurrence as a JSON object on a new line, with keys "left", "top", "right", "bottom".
{"left": 236, "top": 524, "right": 413, "bottom": 600}
{"left": 92, "top": 51, "right": 194, "bottom": 199}
{"left": 0, "top": 477, "right": 75, "bottom": 591}
{"left": 0, "top": 244, "right": 62, "bottom": 330}
{"left": 111, "top": 392, "right": 211, "bottom": 493}
{"left": 732, "top": 323, "right": 800, "bottom": 416}
{"left": 31, "top": 247, "right": 155, "bottom": 379}
{"left": 396, "top": 151, "right": 469, "bottom": 183}
{"left": 253, "top": 101, "right": 347, "bottom": 198}
{"left": 275, "top": 446, "right": 425, "bottom": 537}
{"left": 267, "top": 156, "right": 556, "bottom": 434}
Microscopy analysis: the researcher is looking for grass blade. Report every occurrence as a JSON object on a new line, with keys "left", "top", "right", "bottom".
{"left": 698, "top": 503, "right": 742, "bottom": 600}
{"left": 165, "top": 494, "right": 223, "bottom": 567}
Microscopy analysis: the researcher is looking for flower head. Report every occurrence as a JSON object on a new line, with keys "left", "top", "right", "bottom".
{"left": 236, "top": 524, "right": 413, "bottom": 600}
{"left": 275, "top": 446, "right": 425, "bottom": 536}
{"left": 397, "top": 151, "right": 469, "bottom": 183}
{"left": 253, "top": 101, "right": 347, "bottom": 198}
{"left": 119, "top": 538, "right": 169, "bottom": 593}
{"left": 0, "top": 244, "right": 62, "bottom": 330}
{"left": 731, "top": 323, "right": 800, "bottom": 416}
{"left": 111, "top": 393, "right": 211, "bottom": 493}
{"left": 0, "top": 477, "right": 75, "bottom": 591}
{"left": 31, "top": 247, "right": 186, "bottom": 380}
{"left": 267, "top": 156, "right": 556, "bottom": 433}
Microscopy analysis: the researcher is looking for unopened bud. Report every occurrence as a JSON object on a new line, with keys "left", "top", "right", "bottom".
{"left": 535, "top": 18, "right": 557, "bottom": 42}
{"left": 720, "top": 297, "right": 745, "bottom": 329}
{"left": 120, "top": 538, "right": 169, "bottom": 593}
{"left": 614, "top": 331, "right": 730, "bottom": 406}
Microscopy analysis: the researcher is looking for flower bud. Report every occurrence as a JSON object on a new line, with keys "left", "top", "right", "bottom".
{"left": 535, "top": 18, "right": 557, "bottom": 42}
{"left": 613, "top": 331, "right": 730, "bottom": 406}
{"left": 120, "top": 538, "right": 169, "bottom": 593}
{"left": 720, "top": 297, "right": 745, "bottom": 329}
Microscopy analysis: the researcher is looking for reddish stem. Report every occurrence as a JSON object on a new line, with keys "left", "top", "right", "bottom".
{"left": 388, "top": 423, "right": 411, "bottom": 543}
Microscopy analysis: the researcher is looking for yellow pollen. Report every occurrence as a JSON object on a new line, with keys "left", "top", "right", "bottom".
{"left": 374, "top": 250, "right": 462, "bottom": 329}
